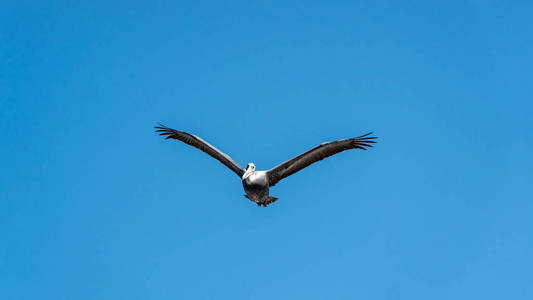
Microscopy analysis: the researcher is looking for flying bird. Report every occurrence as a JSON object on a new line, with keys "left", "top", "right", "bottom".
{"left": 155, "top": 124, "right": 377, "bottom": 207}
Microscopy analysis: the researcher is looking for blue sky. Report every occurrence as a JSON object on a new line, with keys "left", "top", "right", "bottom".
{"left": 1, "top": 1, "right": 532, "bottom": 299}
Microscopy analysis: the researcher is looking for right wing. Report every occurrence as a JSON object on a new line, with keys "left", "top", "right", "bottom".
{"left": 155, "top": 124, "right": 245, "bottom": 177}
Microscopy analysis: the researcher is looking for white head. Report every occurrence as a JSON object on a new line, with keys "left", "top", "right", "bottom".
{"left": 241, "top": 163, "right": 256, "bottom": 181}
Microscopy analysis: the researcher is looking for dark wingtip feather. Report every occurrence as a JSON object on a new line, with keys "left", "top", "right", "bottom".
{"left": 354, "top": 143, "right": 373, "bottom": 149}
{"left": 358, "top": 131, "right": 374, "bottom": 138}
{"left": 352, "top": 134, "right": 377, "bottom": 149}
{"left": 154, "top": 123, "right": 168, "bottom": 130}
{"left": 358, "top": 131, "right": 378, "bottom": 137}
{"left": 359, "top": 143, "right": 374, "bottom": 147}
{"left": 155, "top": 123, "right": 176, "bottom": 139}
{"left": 350, "top": 131, "right": 378, "bottom": 149}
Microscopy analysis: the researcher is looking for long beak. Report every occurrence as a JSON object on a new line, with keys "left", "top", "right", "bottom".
{"left": 241, "top": 168, "right": 253, "bottom": 181}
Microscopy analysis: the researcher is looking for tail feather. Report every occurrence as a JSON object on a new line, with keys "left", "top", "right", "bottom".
{"left": 264, "top": 196, "right": 278, "bottom": 206}
{"left": 244, "top": 195, "right": 279, "bottom": 207}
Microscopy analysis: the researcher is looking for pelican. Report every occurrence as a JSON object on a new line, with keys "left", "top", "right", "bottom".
{"left": 155, "top": 124, "right": 377, "bottom": 207}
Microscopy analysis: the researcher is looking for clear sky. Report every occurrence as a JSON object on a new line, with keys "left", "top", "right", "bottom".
{"left": 1, "top": 1, "right": 532, "bottom": 299}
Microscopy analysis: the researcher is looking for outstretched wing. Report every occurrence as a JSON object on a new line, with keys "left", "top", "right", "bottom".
{"left": 266, "top": 132, "right": 377, "bottom": 187}
{"left": 155, "top": 124, "right": 245, "bottom": 177}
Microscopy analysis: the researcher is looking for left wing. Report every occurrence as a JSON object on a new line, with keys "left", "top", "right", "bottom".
{"left": 266, "top": 132, "right": 377, "bottom": 187}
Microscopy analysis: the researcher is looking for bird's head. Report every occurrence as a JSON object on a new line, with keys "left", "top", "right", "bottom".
{"left": 241, "top": 163, "right": 256, "bottom": 181}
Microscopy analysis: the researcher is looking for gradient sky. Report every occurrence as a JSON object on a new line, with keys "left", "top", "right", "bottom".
{"left": 1, "top": 1, "right": 532, "bottom": 299}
